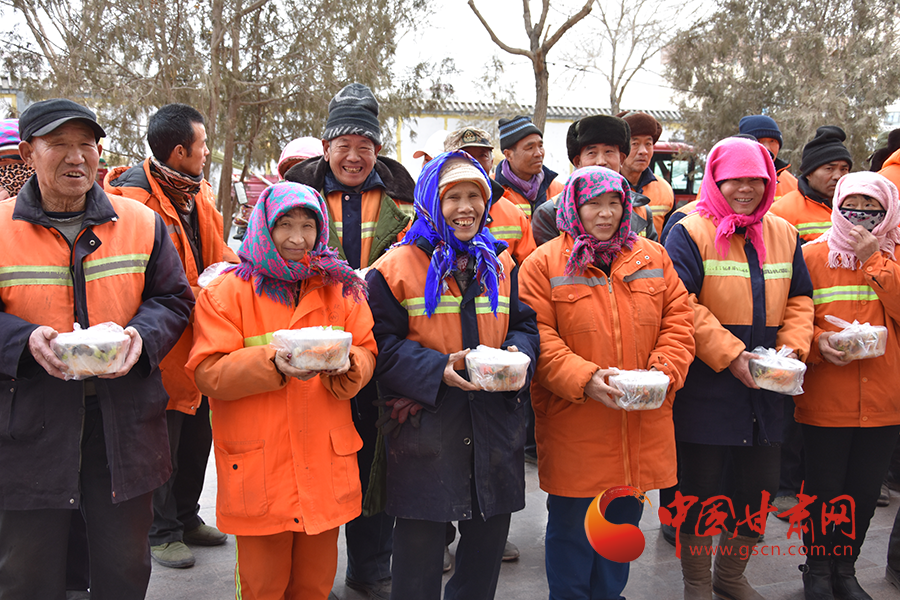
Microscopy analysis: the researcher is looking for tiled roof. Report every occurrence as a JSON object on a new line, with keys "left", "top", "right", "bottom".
{"left": 410, "top": 101, "right": 681, "bottom": 123}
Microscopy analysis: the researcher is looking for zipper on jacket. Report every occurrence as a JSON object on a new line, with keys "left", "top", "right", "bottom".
{"left": 605, "top": 264, "right": 633, "bottom": 488}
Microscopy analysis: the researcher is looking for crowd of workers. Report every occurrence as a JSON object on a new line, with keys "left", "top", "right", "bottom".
{"left": 1, "top": 85, "right": 900, "bottom": 600}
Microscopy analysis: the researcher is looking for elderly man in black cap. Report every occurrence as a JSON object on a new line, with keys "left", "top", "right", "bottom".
{"left": 0, "top": 98, "right": 193, "bottom": 599}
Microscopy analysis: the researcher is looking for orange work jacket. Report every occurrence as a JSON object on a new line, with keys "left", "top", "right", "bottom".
{"left": 185, "top": 273, "right": 377, "bottom": 536}
{"left": 770, "top": 189, "right": 832, "bottom": 243}
{"left": 518, "top": 234, "right": 695, "bottom": 496}
{"left": 488, "top": 196, "right": 537, "bottom": 264}
{"left": 105, "top": 159, "right": 238, "bottom": 414}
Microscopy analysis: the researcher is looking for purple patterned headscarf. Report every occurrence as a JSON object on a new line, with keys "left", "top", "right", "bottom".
{"left": 229, "top": 182, "right": 366, "bottom": 306}
{"left": 556, "top": 166, "right": 637, "bottom": 276}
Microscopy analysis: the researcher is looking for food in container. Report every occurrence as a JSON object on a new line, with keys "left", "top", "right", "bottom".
{"left": 825, "top": 315, "right": 888, "bottom": 360}
{"left": 197, "top": 262, "right": 233, "bottom": 288}
{"left": 748, "top": 346, "right": 806, "bottom": 395}
{"left": 51, "top": 322, "right": 129, "bottom": 380}
{"left": 271, "top": 327, "right": 352, "bottom": 371}
{"left": 608, "top": 369, "right": 670, "bottom": 410}
{"left": 465, "top": 345, "right": 531, "bottom": 392}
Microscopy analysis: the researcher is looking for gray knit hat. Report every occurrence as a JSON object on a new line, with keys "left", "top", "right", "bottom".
{"left": 323, "top": 83, "right": 382, "bottom": 146}
{"left": 498, "top": 116, "right": 542, "bottom": 151}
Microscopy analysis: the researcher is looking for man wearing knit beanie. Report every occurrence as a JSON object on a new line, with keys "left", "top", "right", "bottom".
{"left": 531, "top": 114, "right": 656, "bottom": 246}
{"left": 738, "top": 115, "right": 798, "bottom": 200}
{"left": 618, "top": 111, "right": 675, "bottom": 235}
{"left": 285, "top": 82, "right": 416, "bottom": 600}
{"left": 770, "top": 125, "right": 852, "bottom": 242}
{"left": 494, "top": 115, "right": 563, "bottom": 221}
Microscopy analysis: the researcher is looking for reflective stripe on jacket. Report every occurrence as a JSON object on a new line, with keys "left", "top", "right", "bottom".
{"left": 665, "top": 211, "right": 814, "bottom": 446}
{"left": 186, "top": 273, "right": 377, "bottom": 536}
{"left": 796, "top": 242, "right": 900, "bottom": 428}
{"left": 770, "top": 189, "right": 832, "bottom": 243}
{"left": 518, "top": 234, "right": 694, "bottom": 496}
{"left": 105, "top": 159, "right": 238, "bottom": 414}
{"left": 366, "top": 240, "right": 539, "bottom": 521}
{"left": 0, "top": 180, "right": 193, "bottom": 509}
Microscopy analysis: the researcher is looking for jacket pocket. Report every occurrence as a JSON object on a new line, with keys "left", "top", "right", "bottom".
{"left": 330, "top": 423, "right": 363, "bottom": 504}
{"left": 626, "top": 276, "right": 667, "bottom": 327}
{"left": 551, "top": 286, "right": 598, "bottom": 336}
{"left": 214, "top": 440, "right": 269, "bottom": 518}
{"left": 0, "top": 382, "right": 45, "bottom": 441}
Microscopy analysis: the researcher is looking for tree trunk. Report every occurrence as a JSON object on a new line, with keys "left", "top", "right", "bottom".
{"left": 216, "top": 0, "right": 241, "bottom": 243}
{"left": 532, "top": 51, "right": 550, "bottom": 131}
{"left": 205, "top": 0, "right": 226, "bottom": 184}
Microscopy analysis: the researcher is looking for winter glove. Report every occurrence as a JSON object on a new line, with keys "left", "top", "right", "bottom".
{"left": 373, "top": 397, "right": 423, "bottom": 438}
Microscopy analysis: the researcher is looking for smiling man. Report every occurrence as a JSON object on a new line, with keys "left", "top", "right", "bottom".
{"left": 0, "top": 98, "right": 193, "bottom": 599}
{"left": 284, "top": 82, "right": 415, "bottom": 600}
{"left": 105, "top": 103, "right": 237, "bottom": 569}
{"left": 770, "top": 125, "right": 853, "bottom": 243}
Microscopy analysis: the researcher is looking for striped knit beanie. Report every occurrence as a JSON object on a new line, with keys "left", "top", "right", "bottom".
{"left": 323, "top": 83, "right": 382, "bottom": 146}
{"left": 498, "top": 116, "right": 542, "bottom": 151}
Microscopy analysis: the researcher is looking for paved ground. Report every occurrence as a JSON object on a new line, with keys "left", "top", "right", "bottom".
{"left": 144, "top": 453, "right": 900, "bottom": 600}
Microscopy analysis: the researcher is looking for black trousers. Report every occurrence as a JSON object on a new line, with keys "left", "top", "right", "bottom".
{"left": 0, "top": 409, "right": 154, "bottom": 600}
{"left": 148, "top": 397, "right": 212, "bottom": 545}
{"left": 777, "top": 397, "right": 805, "bottom": 496}
{"left": 391, "top": 485, "right": 510, "bottom": 600}
{"left": 677, "top": 441, "right": 781, "bottom": 538}
{"left": 802, "top": 423, "right": 900, "bottom": 563}
{"left": 345, "top": 386, "right": 394, "bottom": 584}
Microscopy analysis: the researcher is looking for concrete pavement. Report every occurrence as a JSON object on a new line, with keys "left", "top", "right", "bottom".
{"left": 145, "top": 455, "right": 900, "bottom": 599}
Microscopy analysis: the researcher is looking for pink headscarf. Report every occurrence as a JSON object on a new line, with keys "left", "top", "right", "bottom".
{"left": 808, "top": 171, "right": 900, "bottom": 269}
{"left": 696, "top": 137, "right": 777, "bottom": 266}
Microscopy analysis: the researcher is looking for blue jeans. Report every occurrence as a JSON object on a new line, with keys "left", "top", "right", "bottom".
{"left": 545, "top": 494, "right": 644, "bottom": 600}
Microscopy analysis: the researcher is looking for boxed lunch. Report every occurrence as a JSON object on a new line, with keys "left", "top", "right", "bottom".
{"left": 465, "top": 345, "right": 531, "bottom": 392}
{"left": 608, "top": 369, "right": 670, "bottom": 411}
{"left": 51, "top": 322, "right": 129, "bottom": 380}
{"left": 748, "top": 346, "right": 806, "bottom": 395}
{"left": 825, "top": 315, "right": 888, "bottom": 361}
{"left": 271, "top": 327, "right": 352, "bottom": 371}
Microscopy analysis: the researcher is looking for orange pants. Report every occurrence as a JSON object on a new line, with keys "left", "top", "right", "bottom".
{"left": 235, "top": 527, "right": 339, "bottom": 600}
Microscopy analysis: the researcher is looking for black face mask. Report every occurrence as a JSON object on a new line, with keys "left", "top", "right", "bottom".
{"left": 839, "top": 208, "right": 886, "bottom": 232}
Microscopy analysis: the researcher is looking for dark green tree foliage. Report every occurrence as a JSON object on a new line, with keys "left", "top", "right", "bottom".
{"left": 665, "top": 0, "right": 900, "bottom": 169}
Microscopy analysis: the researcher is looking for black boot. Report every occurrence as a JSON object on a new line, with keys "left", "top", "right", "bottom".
{"left": 799, "top": 559, "right": 833, "bottom": 600}
{"left": 831, "top": 561, "right": 872, "bottom": 600}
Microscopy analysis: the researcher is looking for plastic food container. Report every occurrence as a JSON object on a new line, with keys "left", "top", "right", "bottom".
{"left": 465, "top": 345, "right": 531, "bottom": 392}
{"left": 608, "top": 370, "right": 670, "bottom": 410}
{"left": 748, "top": 346, "right": 806, "bottom": 395}
{"left": 51, "top": 323, "right": 129, "bottom": 380}
{"left": 272, "top": 327, "right": 352, "bottom": 371}
{"left": 197, "top": 262, "right": 233, "bottom": 288}
{"left": 824, "top": 315, "right": 888, "bottom": 361}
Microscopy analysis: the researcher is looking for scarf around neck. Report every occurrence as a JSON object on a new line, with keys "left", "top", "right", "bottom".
{"left": 400, "top": 151, "right": 506, "bottom": 317}
{"left": 555, "top": 166, "right": 637, "bottom": 276}
{"left": 501, "top": 159, "right": 545, "bottom": 203}
{"left": 696, "top": 137, "right": 777, "bottom": 266}
{"left": 148, "top": 156, "right": 202, "bottom": 214}
{"left": 229, "top": 181, "right": 366, "bottom": 306}
{"left": 808, "top": 171, "right": 900, "bottom": 269}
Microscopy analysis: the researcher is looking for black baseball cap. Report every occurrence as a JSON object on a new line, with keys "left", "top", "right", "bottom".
{"left": 19, "top": 98, "right": 106, "bottom": 142}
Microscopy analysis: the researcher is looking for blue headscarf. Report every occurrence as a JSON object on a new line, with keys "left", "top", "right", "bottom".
{"left": 400, "top": 151, "right": 506, "bottom": 317}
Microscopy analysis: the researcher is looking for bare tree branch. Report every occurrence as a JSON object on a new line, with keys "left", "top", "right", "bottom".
{"left": 468, "top": 0, "right": 533, "bottom": 58}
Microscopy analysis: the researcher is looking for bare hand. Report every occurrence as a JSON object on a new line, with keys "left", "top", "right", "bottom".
{"left": 728, "top": 351, "right": 760, "bottom": 389}
{"left": 320, "top": 355, "right": 352, "bottom": 377}
{"left": 584, "top": 368, "right": 624, "bottom": 409}
{"left": 29, "top": 326, "right": 68, "bottom": 380}
{"left": 505, "top": 345, "right": 519, "bottom": 352}
{"left": 443, "top": 349, "right": 479, "bottom": 392}
{"left": 99, "top": 327, "right": 143, "bottom": 379}
{"left": 849, "top": 225, "right": 880, "bottom": 264}
{"left": 818, "top": 332, "right": 852, "bottom": 367}
{"left": 274, "top": 348, "right": 318, "bottom": 381}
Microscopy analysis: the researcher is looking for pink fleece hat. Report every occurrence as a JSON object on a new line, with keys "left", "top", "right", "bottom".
{"left": 814, "top": 171, "right": 900, "bottom": 269}
{"left": 696, "top": 137, "right": 778, "bottom": 265}
{"left": 277, "top": 137, "right": 324, "bottom": 178}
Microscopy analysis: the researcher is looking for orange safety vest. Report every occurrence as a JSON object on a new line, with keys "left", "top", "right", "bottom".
{"left": 770, "top": 189, "right": 832, "bottom": 243}
{"left": 0, "top": 195, "right": 155, "bottom": 332}
{"left": 487, "top": 196, "right": 537, "bottom": 264}
{"left": 105, "top": 159, "right": 238, "bottom": 414}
